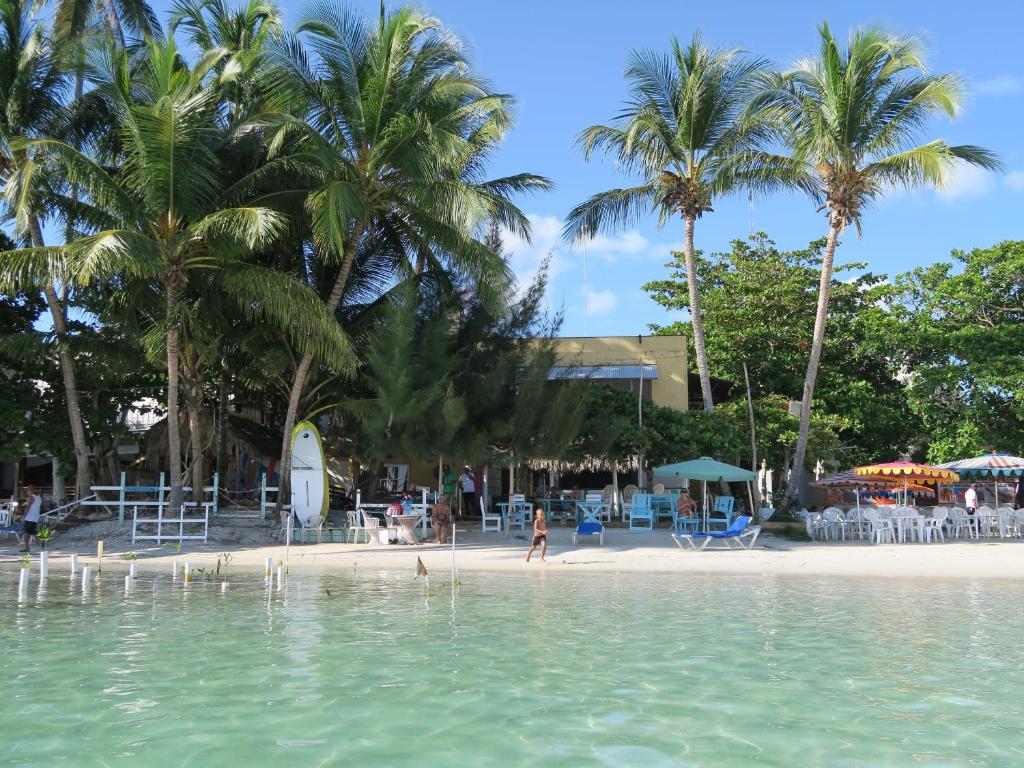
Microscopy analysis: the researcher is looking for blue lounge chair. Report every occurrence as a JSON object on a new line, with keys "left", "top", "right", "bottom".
{"left": 672, "top": 515, "right": 760, "bottom": 550}
{"left": 628, "top": 493, "right": 653, "bottom": 532}
{"left": 573, "top": 521, "right": 604, "bottom": 546}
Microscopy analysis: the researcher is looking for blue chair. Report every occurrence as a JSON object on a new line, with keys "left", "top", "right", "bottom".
{"left": 707, "top": 495, "right": 735, "bottom": 530}
{"left": 573, "top": 520, "right": 604, "bottom": 546}
{"left": 629, "top": 493, "right": 653, "bottom": 532}
{"left": 672, "top": 515, "right": 759, "bottom": 550}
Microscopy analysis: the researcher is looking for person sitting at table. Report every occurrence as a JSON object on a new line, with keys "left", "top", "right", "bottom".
{"left": 431, "top": 496, "right": 452, "bottom": 545}
{"left": 676, "top": 488, "right": 697, "bottom": 518}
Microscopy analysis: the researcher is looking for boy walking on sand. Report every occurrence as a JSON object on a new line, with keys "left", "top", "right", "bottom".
{"left": 526, "top": 506, "right": 547, "bottom": 562}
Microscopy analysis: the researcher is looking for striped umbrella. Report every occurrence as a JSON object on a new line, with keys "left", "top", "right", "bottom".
{"left": 939, "top": 452, "right": 1024, "bottom": 508}
{"left": 854, "top": 462, "right": 959, "bottom": 505}
{"left": 812, "top": 470, "right": 930, "bottom": 510}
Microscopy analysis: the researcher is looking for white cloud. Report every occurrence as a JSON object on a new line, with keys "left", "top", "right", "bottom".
{"left": 1005, "top": 170, "right": 1024, "bottom": 191}
{"left": 583, "top": 288, "right": 618, "bottom": 316}
{"left": 501, "top": 213, "right": 672, "bottom": 293}
{"left": 975, "top": 74, "right": 1023, "bottom": 95}
{"left": 935, "top": 162, "right": 996, "bottom": 201}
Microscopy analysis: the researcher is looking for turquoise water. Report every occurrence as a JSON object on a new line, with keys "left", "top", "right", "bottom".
{"left": 3, "top": 568, "right": 1024, "bottom": 767}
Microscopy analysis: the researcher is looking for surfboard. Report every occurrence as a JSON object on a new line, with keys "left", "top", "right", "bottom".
{"left": 290, "top": 421, "right": 328, "bottom": 527}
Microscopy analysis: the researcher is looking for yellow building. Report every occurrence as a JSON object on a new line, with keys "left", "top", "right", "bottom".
{"left": 380, "top": 334, "right": 699, "bottom": 500}
{"left": 550, "top": 335, "right": 689, "bottom": 411}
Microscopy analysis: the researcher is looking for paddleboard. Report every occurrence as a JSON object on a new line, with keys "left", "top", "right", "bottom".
{"left": 290, "top": 421, "right": 328, "bottom": 526}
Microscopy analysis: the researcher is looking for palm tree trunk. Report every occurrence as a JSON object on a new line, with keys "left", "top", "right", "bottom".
{"left": 780, "top": 223, "right": 840, "bottom": 512}
{"left": 97, "top": 0, "right": 127, "bottom": 48}
{"left": 188, "top": 402, "right": 205, "bottom": 505}
{"left": 28, "top": 216, "right": 92, "bottom": 498}
{"left": 276, "top": 225, "right": 364, "bottom": 511}
{"left": 683, "top": 214, "right": 714, "bottom": 412}
{"left": 166, "top": 287, "right": 184, "bottom": 512}
{"left": 215, "top": 369, "right": 229, "bottom": 492}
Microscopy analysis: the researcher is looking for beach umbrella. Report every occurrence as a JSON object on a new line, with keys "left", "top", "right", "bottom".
{"left": 655, "top": 457, "right": 755, "bottom": 528}
{"left": 811, "top": 470, "right": 930, "bottom": 510}
{"left": 854, "top": 461, "right": 959, "bottom": 505}
{"left": 938, "top": 452, "right": 1024, "bottom": 508}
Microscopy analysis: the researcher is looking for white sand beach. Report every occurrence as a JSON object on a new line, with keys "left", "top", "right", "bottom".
{"left": 6, "top": 525, "right": 1024, "bottom": 579}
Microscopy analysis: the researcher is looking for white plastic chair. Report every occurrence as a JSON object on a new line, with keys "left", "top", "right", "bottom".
{"left": 481, "top": 496, "right": 503, "bottom": 533}
{"left": 863, "top": 509, "right": 895, "bottom": 544}
{"left": 924, "top": 508, "right": 947, "bottom": 543}
{"left": 821, "top": 507, "right": 845, "bottom": 541}
{"left": 345, "top": 510, "right": 368, "bottom": 543}
{"left": 652, "top": 483, "right": 665, "bottom": 495}
{"left": 360, "top": 511, "right": 387, "bottom": 544}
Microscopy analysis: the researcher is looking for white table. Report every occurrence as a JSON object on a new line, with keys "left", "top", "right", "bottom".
{"left": 394, "top": 514, "right": 422, "bottom": 544}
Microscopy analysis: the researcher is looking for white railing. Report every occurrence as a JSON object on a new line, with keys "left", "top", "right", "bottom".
{"left": 84, "top": 472, "right": 219, "bottom": 523}
{"left": 131, "top": 503, "right": 209, "bottom": 544}
{"left": 39, "top": 494, "right": 97, "bottom": 526}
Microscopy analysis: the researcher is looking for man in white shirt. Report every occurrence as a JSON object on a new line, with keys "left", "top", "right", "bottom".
{"left": 459, "top": 466, "right": 476, "bottom": 520}
{"left": 20, "top": 483, "right": 42, "bottom": 553}
{"left": 964, "top": 484, "right": 979, "bottom": 519}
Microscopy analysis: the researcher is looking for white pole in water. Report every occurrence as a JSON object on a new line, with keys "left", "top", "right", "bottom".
{"left": 183, "top": 562, "right": 191, "bottom": 582}
{"left": 69, "top": 553, "right": 79, "bottom": 574}
{"left": 81, "top": 566, "right": 90, "bottom": 590}
{"left": 264, "top": 557, "right": 272, "bottom": 578}
{"left": 39, "top": 551, "right": 48, "bottom": 579}
{"left": 172, "top": 558, "right": 179, "bottom": 579}
{"left": 284, "top": 514, "right": 292, "bottom": 567}
{"left": 124, "top": 575, "right": 132, "bottom": 592}
{"left": 276, "top": 565, "right": 284, "bottom": 590}
{"left": 221, "top": 582, "right": 228, "bottom": 594}
{"left": 451, "top": 524, "right": 457, "bottom": 583}
{"left": 18, "top": 568, "right": 29, "bottom": 599}
{"left": 129, "top": 562, "right": 137, "bottom": 579}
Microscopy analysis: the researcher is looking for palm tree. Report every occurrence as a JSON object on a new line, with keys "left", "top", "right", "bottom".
{"left": 170, "top": 0, "right": 283, "bottom": 122}
{"left": 564, "top": 33, "right": 800, "bottom": 413}
{"left": 264, "top": 4, "right": 550, "bottom": 500}
{"left": 762, "top": 24, "right": 1001, "bottom": 508}
{"left": 52, "top": 0, "right": 159, "bottom": 49}
{"left": 0, "top": 36, "right": 343, "bottom": 509}
{"left": 0, "top": 0, "right": 98, "bottom": 497}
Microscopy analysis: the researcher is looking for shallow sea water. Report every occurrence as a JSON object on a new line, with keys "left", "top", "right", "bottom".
{"left": 2, "top": 567, "right": 1023, "bottom": 767}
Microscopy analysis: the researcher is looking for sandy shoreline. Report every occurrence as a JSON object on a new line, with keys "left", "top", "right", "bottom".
{"left": 4, "top": 527, "right": 1024, "bottom": 579}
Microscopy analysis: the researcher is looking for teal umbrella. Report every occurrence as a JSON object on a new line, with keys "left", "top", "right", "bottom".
{"left": 655, "top": 456, "right": 755, "bottom": 482}
{"left": 654, "top": 457, "right": 755, "bottom": 529}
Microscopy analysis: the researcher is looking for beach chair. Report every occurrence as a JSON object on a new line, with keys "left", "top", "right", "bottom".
{"left": 628, "top": 493, "right": 653, "bottom": 532}
{"left": 480, "top": 496, "right": 503, "bottom": 533}
{"left": 672, "top": 516, "right": 758, "bottom": 550}
{"left": 508, "top": 494, "right": 530, "bottom": 527}
{"left": 346, "top": 510, "right": 369, "bottom": 543}
{"left": 923, "top": 508, "right": 947, "bottom": 543}
{"left": 708, "top": 495, "right": 735, "bottom": 530}
{"left": 862, "top": 509, "right": 895, "bottom": 544}
{"left": 573, "top": 520, "right": 604, "bottom": 546}
{"left": 294, "top": 514, "right": 323, "bottom": 544}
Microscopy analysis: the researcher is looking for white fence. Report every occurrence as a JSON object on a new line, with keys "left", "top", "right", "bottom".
{"left": 131, "top": 503, "right": 209, "bottom": 544}
{"left": 83, "top": 472, "right": 219, "bottom": 524}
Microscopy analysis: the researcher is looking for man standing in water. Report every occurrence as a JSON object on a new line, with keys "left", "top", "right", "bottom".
{"left": 459, "top": 466, "right": 476, "bottom": 519}
{"left": 526, "top": 506, "right": 548, "bottom": 563}
{"left": 19, "top": 483, "right": 41, "bottom": 553}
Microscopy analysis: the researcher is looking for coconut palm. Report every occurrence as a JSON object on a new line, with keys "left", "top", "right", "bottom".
{"left": 0, "top": 0, "right": 98, "bottom": 496}
{"left": 564, "top": 33, "right": 802, "bottom": 413}
{"left": 263, "top": 4, "right": 550, "bottom": 498}
{"left": 52, "top": 0, "right": 159, "bottom": 49}
{"left": 170, "top": 0, "right": 283, "bottom": 122}
{"left": 0, "top": 36, "right": 345, "bottom": 509}
{"left": 761, "top": 24, "right": 1001, "bottom": 508}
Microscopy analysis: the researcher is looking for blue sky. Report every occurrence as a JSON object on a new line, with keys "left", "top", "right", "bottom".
{"left": 173, "top": 1, "right": 1024, "bottom": 335}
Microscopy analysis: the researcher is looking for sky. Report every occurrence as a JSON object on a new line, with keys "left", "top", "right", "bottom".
{"left": 172, "top": 1, "right": 1024, "bottom": 336}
